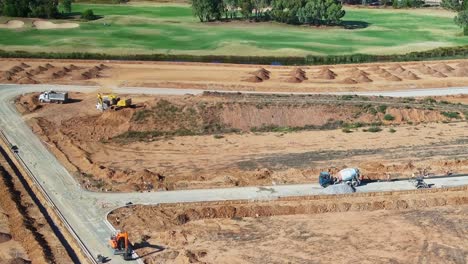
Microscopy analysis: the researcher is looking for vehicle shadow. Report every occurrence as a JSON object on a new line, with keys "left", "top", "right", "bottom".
{"left": 342, "top": 21, "right": 370, "bottom": 30}
{"left": 67, "top": 98, "right": 82, "bottom": 104}
{"left": 131, "top": 242, "right": 165, "bottom": 259}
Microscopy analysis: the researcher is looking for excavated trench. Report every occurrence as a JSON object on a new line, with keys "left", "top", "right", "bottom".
{"left": 109, "top": 185, "right": 468, "bottom": 233}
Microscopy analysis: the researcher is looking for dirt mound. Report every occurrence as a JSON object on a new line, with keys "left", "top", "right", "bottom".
{"left": 350, "top": 70, "right": 370, "bottom": 78}
{"left": 19, "top": 63, "right": 30, "bottom": 68}
{"left": 0, "top": 232, "right": 12, "bottom": 243}
{"left": 69, "top": 64, "right": 80, "bottom": 70}
{"left": 456, "top": 61, "right": 468, "bottom": 68}
{"left": 44, "top": 63, "right": 54, "bottom": 69}
{"left": 388, "top": 64, "right": 407, "bottom": 73}
{"left": 52, "top": 70, "right": 67, "bottom": 79}
{"left": 433, "top": 64, "right": 454, "bottom": 73}
{"left": 355, "top": 74, "right": 373, "bottom": 83}
{"left": 17, "top": 71, "right": 33, "bottom": 78}
{"left": 401, "top": 71, "right": 420, "bottom": 80}
{"left": 366, "top": 65, "right": 381, "bottom": 71}
{"left": 316, "top": 68, "right": 337, "bottom": 79}
{"left": 376, "top": 68, "right": 389, "bottom": 75}
{"left": 244, "top": 75, "right": 262, "bottom": 83}
{"left": 452, "top": 67, "right": 468, "bottom": 77}
{"left": 256, "top": 71, "right": 270, "bottom": 81}
{"left": 432, "top": 71, "right": 447, "bottom": 78}
{"left": 342, "top": 78, "right": 357, "bottom": 84}
{"left": 415, "top": 64, "right": 436, "bottom": 75}
{"left": 252, "top": 68, "right": 271, "bottom": 75}
{"left": 10, "top": 66, "right": 24, "bottom": 73}
{"left": 62, "top": 66, "right": 71, "bottom": 72}
{"left": 386, "top": 75, "right": 402, "bottom": 82}
{"left": 8, "top": 258, "right": 32, "bottom": 264}
{"left": 99, "top": 64, "right": 110, "bottom": 69}
{"left": 286, "top": 76, "right": 303, "bottom": 83}
{"left": 17, "top": 77, "right": 39, "bottom": 84}
{"left": 2, "top": 71, "right": 15, "bottom": 80}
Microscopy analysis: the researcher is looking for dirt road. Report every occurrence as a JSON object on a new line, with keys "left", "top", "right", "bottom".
{"left": 4, "top": 58, "right": 468, "bottom": 93}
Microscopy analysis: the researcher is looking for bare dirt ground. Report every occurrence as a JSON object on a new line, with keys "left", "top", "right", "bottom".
{"left": 0, "top": 146, "right": 73, "bottom": 264}
{"left": 2, "top": 58, "right": 468, "bottom": 92}
{"left": 109, "top": 186, "right": 468, "bottom": 264}
{"left": 16, "top": 91, "right": 468, "bottom": 192}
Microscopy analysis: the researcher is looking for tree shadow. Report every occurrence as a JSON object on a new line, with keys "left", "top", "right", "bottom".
{"left": 342, "top": 20, "right": 371, "bottom": 30}
{"left": 131, "top": 242, "right": 165, "bottom": 260}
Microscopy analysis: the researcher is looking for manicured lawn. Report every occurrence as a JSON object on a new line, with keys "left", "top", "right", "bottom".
{"left": 0, "top": 4, "right": 466, "bottom": 56}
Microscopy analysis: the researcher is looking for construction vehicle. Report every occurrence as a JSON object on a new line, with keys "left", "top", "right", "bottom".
{"left": 96, "top": 93, "right": 132, "bottom": 111}
{"left": 109, "top": 230, "right": 132, "bottom": 260}
{"left": 38, "top": 91, "right": 68, "bottom": 104}
{"left": 319, "top": 168, "right": 362, "bottom": 188}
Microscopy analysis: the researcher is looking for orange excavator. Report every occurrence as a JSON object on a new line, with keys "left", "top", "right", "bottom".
{"left": 109, "top": 231, "right": 132, "bottom": 260}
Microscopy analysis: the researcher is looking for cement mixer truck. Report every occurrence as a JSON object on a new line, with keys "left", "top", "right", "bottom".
{"left": 319, "top": 168, "right": 362, "bottom": 188}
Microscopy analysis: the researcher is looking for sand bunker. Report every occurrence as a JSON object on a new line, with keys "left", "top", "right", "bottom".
{"left": 33, "top": 20, "right": 79, "bottom": 30}
{"left": 0, "top": 20, "right": 24, "bottom": 29}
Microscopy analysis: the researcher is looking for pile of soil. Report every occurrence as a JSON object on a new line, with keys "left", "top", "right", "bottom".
{"left": 456, "top": 62, "right": 468, "bottom": 68}
{"left": 341, "top": 78, "right": 357, "bottom": 84}
{"left": 2, "top": 71, "right": 15, "bottom": 80}
{"left": 51, "top": 70, "right": 67, "bottom": 79}
{"left": 287, "top": 68, "right": 307, "bottom": 83}
{"left": 452, "top": 67, "right": 468, "bottom": 77}
{"left": 355, "top": 74, "right": 373, "bottom": 83}
{"left": 351, "top": 70, "right": 370, "bottom": 78}
{"left": 245, "top": 68, "right": 271, "bottom": 82}
{"left": 8, "top": 258, "right": 32, "bottom": 264}
{"left": 366, "top": 65, "right": 381, "bottom": 71}
{"left": 432, "top": 71, "right": 447, "bottom": 78}
{"left": 433, "top": 64, "right": 454, "bottom": 74}
{"left": 0, "top": 232, "right": 12, "bottom": 243}
{"left": 9, "top": 66, "right": 24, "bottom": 73}
{"left": 316, "top": 68, "right": 337, "bottom": 80}
{"left": 69, "top": 64, "right": 80, "bottom": 70}
{"left": 17, "top": 77, "right": 39, "bottom": 84}
{"left": 44, "top": 63, "right": 54, "bottom": 69}
{"left": 401, "top": 71, "right": 420, "bottom": 80}
{"left": 19, "top": 62, "right": 30, "bottom": 68}
{"left": 388, "top": 64, "right": 406, "bottom": 74}
{"left": 415, "top": 64, "right": 436, "bottom": 75}
{"left": 386, "top": 74, "right": 402, "bottom": 82}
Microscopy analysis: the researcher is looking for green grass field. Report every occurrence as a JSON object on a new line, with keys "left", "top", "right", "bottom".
{"left": 0, "top": 3, "right": 466, "bottom": 56}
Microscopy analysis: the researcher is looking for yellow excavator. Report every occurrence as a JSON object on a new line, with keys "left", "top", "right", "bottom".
{"left": 96, "top": 93, "right": 132, "bottom": 111}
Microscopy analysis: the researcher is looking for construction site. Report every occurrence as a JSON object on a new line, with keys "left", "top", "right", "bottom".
{"left": 0, "top": 56, "right": 468, "bottom": 264}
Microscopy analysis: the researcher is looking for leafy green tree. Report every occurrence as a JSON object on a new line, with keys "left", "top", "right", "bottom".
{"left": 240, "top": 0, "right": 253, "bottom": 19}
{"left": 441, "top": 0, "right": 462, "bottom": 11}
{"left": 455, "top": 10, "right": 468, "bottom": 35}
{"left": 297, "top": 0, "right": 345, "bottom": 25}
{"left": 191, "top": 0, "right": 224, "bottom": 22}
{"left": 62, "top": 0, "right": 72, "bottom": 13}
{"left": 81, "top": 9, "right": 95, "bottom": 20}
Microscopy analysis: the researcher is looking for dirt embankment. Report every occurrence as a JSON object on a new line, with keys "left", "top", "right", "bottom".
{"left": 18, "top": 92, "right": 468, "bottom": 192}
{"left": 109, "top": 187, "right": 468, "bottom": 264}
{"left": 0, "top": 146, "right": 75, "bottom": 264}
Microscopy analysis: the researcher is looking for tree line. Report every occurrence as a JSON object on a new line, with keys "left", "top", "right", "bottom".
{"left": 0, "top": 0, "right": 60, "bottom": 18}
{"left": 191, "top": 0, "right": 346, "bottom": 26}
{"left": 442, "top": 0, "right": 468, "bottom": 35}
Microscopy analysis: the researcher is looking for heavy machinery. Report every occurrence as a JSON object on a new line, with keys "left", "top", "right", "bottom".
{"left": 319, "top": 168, "right": 362, "bottom": 188}
{"left": 97, "top": 93, "right": 132, "bottom": 111}
{"left": 109, "top": 231, "right": 132, "bottom": 260}
{"left": 38, "top": 91, "right": 69, "bottom": 104}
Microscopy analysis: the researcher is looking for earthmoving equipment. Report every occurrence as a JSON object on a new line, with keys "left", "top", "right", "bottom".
{"left": 96, "top": 93, "right": 132, "bottom": 111}
{"left": 410, "top": 176, "right": 430, "bottom": 189}
{"left": 319, "top": 168, "right": 362, "bottom": 188}
{"left": 109, "top": 230, "right": 132, "bottom": 260}
{"left": 38, "top": 91, "right": 68, "bottom": 104}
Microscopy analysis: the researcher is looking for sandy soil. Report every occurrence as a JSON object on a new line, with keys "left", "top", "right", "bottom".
{"left": 2, "top": 58, "right": 468, "bottom": 92}
{"left": 109, "top": 187, "right": 468, "bottom": 264}
{"left": 0, "top": 20, "right": 25, "bottom": 29}
{"left": 33, "top": 21, "right": 79, "bottom": 30}
{"left": 16, "top": 92, "right": 468, "bottom": 192}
